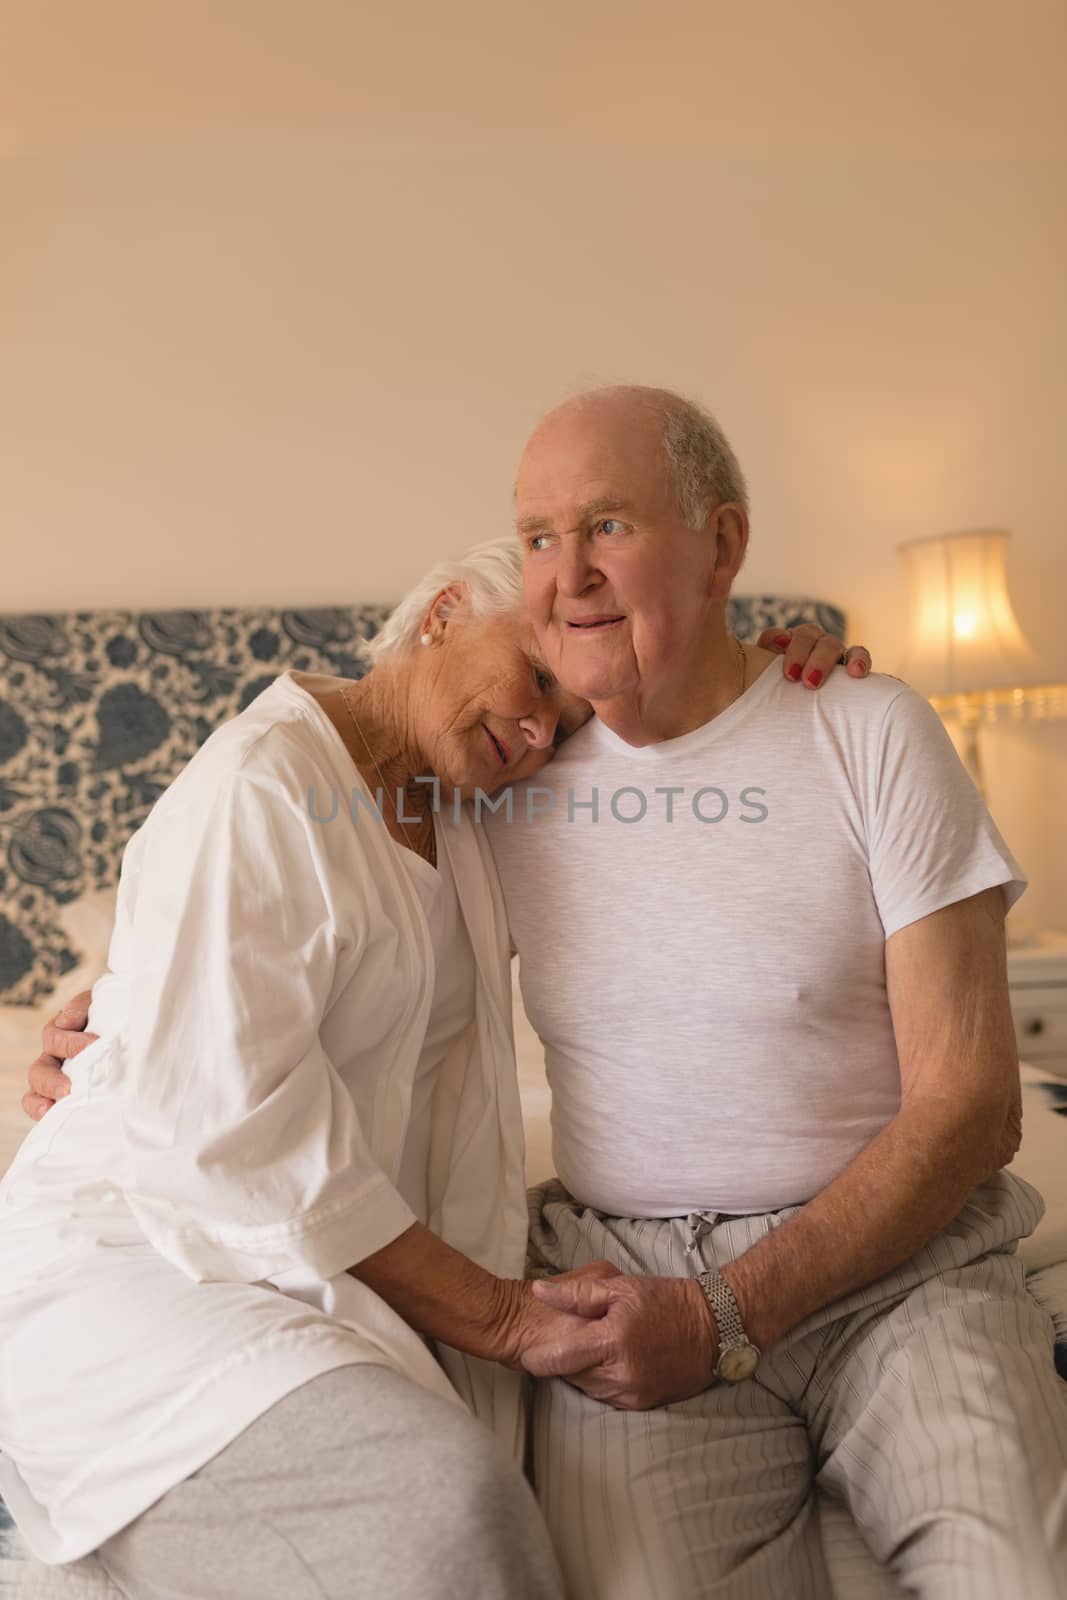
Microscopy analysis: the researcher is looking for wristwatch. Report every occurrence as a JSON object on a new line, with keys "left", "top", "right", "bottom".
{"left": 697, "top": 1270, "right": 761, "bottom": 1382}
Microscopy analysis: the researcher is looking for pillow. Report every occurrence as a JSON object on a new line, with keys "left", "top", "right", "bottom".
{"left": 0, "top": 889, "right": 116, "bottom": 1177}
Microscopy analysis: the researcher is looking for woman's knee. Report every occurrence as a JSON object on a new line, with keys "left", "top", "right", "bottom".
{"left": 396, "top": 1401, "right": 563, "bottom": 1595}
{"left": 289, "top": 1366, "right": 563, "bottom": 1597}
{"left": 102, "top": 1367, "right": 564, "bottom": 1600}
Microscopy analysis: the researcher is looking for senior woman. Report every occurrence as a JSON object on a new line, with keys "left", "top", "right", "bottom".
{"left": 0, "top": 539, "right": 596, "bottom": 1600}
{"left": 4, "top": 539, "right": 847, "bottom": 1600}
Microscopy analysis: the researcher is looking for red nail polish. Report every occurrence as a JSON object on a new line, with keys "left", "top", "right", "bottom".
{"left": 775, "top": 634, "right": 790, "bottom": 648}
{"left": 807, "top": 668, "right": 823, "bottom": 687}
{"left": 787, "top": 663, "right": 802, "bottom": 681}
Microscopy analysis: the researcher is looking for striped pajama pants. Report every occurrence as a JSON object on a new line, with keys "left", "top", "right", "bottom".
{"left": 526, "top": 1170, "right": 1067, "bottom": 1600}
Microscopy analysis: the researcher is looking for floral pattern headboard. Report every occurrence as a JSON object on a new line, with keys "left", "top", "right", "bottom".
{"left": 0, "top": 595, "right": 844, "bottom": 1004}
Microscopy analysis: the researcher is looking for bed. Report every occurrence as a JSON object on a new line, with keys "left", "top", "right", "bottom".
{"left": 1, "top": 594, "right": 1064, "bottom": 1597}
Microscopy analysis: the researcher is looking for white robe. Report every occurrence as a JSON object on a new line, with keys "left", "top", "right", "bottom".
{"left": 0, "top": 672, "right": 528, "bottom": 1564}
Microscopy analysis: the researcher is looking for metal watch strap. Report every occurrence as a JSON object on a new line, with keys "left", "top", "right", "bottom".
{"left": 697, "top": 1270, "right": 760, "bottom": 1380}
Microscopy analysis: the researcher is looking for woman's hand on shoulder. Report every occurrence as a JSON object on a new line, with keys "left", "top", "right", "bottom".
{"left": 22, "top": 991, "right": 97, "bottom": 1121}
{"left": 756, "top": 625, "right": 871, "bottom": 688}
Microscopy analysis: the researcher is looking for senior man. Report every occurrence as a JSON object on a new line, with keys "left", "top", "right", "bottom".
{"left": 484, "top": 385, "right": 1067, "bottom": 1599}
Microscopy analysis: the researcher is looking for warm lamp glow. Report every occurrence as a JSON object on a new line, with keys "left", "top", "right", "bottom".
{"left": 897, "top": 530, "right": 1039, "bottom": 699}
{"left": 896, "top": 529, "right": 1067, "bottom": 801}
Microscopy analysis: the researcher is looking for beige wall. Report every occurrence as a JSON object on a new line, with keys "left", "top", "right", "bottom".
{"left": 2, "top": 1, "right": 1066, "bottom": 924}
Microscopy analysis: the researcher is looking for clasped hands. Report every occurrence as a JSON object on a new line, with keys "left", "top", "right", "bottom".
{"left": 512, "top": 1261, "right": 720, "bottom": 1412}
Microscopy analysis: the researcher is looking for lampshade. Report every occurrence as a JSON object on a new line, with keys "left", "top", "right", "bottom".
{"left": 897, "top": 530, "right": 1040, "bottom": 698}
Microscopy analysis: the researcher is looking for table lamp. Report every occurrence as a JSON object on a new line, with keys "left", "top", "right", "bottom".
{"left": 897, "top": 529, "right": 1067, "bottom": 800}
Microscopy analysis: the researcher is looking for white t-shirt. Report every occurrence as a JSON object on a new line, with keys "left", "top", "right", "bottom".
{"left": 486, "top": 667, "right": 1026, "bottom": 1218}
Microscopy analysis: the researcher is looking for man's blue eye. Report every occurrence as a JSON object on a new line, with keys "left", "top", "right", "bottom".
{"left": 599, "top": 519, "right": 623, "bottom": 536}
{"left": 528, "top": 534, "right": 549, "bottom": 552}
{"left": 535, "top": 668, "right": 554, "bottom": 692}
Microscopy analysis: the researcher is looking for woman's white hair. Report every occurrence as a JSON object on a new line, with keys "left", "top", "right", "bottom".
{"left": 358, "top": 536, "right": 525, "bottom": 666}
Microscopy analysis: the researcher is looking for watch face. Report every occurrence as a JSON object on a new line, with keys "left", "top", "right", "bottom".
{"left": 718, "top": 1342, "right": 760, "bottom": 1382}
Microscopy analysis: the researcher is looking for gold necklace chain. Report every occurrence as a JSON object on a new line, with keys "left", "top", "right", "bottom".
{"left": 734, "top": 637, "right": 747, "bottom": 698}
{"left": 339, "top": 687, "right": 436, "bottom": 868}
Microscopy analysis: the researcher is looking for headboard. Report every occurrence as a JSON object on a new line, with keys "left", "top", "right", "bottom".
{"left": 0, "top": 595, "right": 845, "bottom": 1003}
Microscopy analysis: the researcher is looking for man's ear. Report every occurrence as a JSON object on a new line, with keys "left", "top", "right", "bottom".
{"left": 420, "top": 581, "right": 470, "bottom": 642}
{"left": 708, "top": 505, "right": 749, "bottom": 599}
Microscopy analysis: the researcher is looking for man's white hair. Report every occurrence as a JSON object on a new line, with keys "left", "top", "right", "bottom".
{"left": 358, "top": 535, "right": 524, "bottom": 666}
{"left": 656, "top": 389, "right": 750, "bottom": 530}
{"left": 559, "top": 383, "right": 750, "bottom": 531}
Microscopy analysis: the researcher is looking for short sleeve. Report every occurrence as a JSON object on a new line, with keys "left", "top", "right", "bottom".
{"left": 119, "top": 759, "right": 417, "bottom": 1284}
{"left": 866, "top": 688, "right": 1027, "bottom": 940}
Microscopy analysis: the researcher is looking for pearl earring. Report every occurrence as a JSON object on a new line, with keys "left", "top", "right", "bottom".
{"left": 420, "top": 633, "right": 432, "bottom": 646}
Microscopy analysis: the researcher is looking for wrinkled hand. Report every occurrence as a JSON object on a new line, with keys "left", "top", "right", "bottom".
{"left": 522, "top": 1273, "right": 719, "bottom": 1410}
{"left": 492, "top": 1259, "right": 623, "bottom": 1372}
{"left": 757, "top": 624, "right": 871, "bottom": 688}
{"left": 22, "top": 991, "right": 97, "bottom": 1122}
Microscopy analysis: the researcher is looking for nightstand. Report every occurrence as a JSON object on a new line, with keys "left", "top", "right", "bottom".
{"left": 1007, "top": 930, "right": 1067, "bottom": 1079}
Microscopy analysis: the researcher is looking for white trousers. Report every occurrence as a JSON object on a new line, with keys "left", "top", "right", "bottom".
{"left": 526, "top": 1171, "right": 1067, "bottom": 1600}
